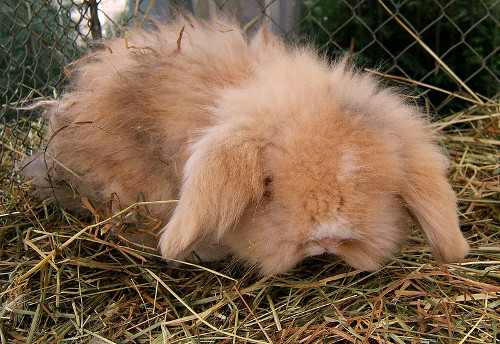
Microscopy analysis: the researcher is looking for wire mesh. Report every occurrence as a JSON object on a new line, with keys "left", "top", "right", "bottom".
{"left": 0, "top": 0, "right": 498, "bottom": 184}
{"left": 1, "top": 0, "right": 498, "bottom": 111}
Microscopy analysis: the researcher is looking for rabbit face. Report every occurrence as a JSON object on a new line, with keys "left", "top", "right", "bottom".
{"left": 157, "top": 83, "right": 411, "bottom": 275}
{"left": 220, "top": 119, "right": 408, "bottom": 274}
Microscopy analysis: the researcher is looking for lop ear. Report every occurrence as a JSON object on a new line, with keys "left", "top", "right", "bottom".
{"left": 402, "top": 143, "right": 469, "bottom": 263}
{"left": 158, "top": 125, "right": 263, "bottom": 260}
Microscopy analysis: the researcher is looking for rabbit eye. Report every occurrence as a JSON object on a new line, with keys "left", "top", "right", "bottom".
{"left": 264, "top": 176, "right": 273, "bottom": 187}
{"left": 262, "top": 176, "right": 273, "bottom": 200}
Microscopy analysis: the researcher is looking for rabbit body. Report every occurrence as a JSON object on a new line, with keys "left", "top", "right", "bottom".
{"left": 25, "top": 17, "right": 469, "bottom": 274}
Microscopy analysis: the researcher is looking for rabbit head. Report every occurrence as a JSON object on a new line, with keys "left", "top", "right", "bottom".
{"left": 158, "top": 54, "right": 469, "bottom": 275}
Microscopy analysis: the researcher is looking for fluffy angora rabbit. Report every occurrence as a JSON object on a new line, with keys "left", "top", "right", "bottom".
{"left": 24, "top": 16, "right": 469, "bottom": 274}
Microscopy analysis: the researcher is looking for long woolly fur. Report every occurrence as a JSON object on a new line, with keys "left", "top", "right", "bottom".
{"left": 24, "top": 14, "right": 469, "bottom": 275}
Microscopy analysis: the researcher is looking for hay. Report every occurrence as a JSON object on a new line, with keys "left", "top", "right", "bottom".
{"left": 1, "top": 99, "right": 499, "bottom": 343}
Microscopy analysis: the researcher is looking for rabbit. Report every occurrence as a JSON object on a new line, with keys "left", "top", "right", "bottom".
{"left": 22, "top": 15, "right": 469, "bottom": 275}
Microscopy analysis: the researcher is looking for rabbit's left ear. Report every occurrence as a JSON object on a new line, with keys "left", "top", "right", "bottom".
{"left": 402, "top": 143, "right": 469, "bottom": 263}
{"left": 158, "top": 124, "right": 263, "bottom": 260}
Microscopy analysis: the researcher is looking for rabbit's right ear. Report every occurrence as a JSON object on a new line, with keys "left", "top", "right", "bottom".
{"left": 158, "top": 124, "right": 264, "bottom": 260}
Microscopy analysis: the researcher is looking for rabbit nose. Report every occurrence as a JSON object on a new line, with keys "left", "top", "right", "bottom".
{"left": 316, "top": 237, "right": 338, "bottom": 249}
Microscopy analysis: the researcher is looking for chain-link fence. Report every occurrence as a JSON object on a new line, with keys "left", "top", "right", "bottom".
{"left": 1, "top": 0, "right": 499, "bottom": 179}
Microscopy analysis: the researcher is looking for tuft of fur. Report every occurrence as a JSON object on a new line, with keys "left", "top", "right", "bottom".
{"left": 24, "top": 16, "right": 469, "bottom": 275}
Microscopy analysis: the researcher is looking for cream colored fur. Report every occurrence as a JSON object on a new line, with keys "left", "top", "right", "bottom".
{"left": 24, "top": 16, "right": 469, "bottom": 275}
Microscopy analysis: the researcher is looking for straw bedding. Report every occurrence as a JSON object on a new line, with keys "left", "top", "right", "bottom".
{"left": 0, "top": 99, "right": 497, "bottom": 343}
